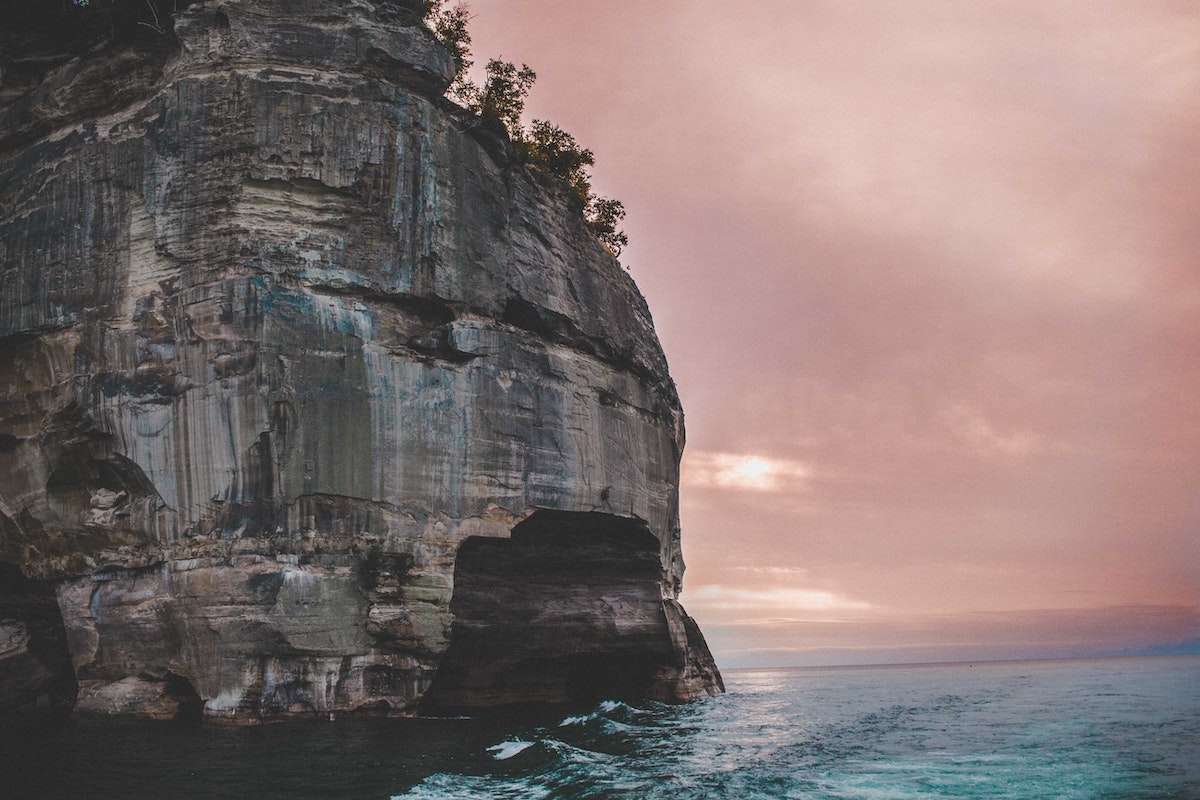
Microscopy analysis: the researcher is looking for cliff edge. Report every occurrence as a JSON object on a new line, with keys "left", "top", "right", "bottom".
{"left": 0, "top": 0, "right": 722, "bottom": 721}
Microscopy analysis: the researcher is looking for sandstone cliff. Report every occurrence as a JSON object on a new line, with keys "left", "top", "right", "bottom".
{"left": 0, "top": 0, "right": 722, "bottom": 721}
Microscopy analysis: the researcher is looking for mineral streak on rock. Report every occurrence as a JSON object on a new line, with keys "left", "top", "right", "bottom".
{"left": 0, "top": 0, "right": 722, "bottom": 721}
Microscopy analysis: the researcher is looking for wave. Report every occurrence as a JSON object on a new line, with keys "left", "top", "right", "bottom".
{"left": 486, "top": 739, "right": 535, "bottom": 761}
{"left": 392, "top": 659, "right": 1200, "bottom": 800}
{"left": 557, "top": 714, "right": 591, "bottom": 728}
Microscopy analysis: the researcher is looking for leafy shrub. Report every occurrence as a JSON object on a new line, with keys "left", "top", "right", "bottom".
{"left": 585, "top": 196, "right": 628, "bottom": 256}
{"left": 424, "top": 3, "right": 628, "bottom": 256}
{"left": 425, "top": 0, "right": 474, "bottom": 100}
{"left": 520, "top": 119, "right": 595, "bottom": 206}
{"left": 517, "top": 121, "right": 627, "bottom": 256}
{"left": 463, "top": 58, "right": 537, "bottom": 135}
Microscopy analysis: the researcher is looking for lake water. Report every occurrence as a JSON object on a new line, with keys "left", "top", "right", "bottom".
{"left": 3, "top": 655, "right": 1197, "bottom": 799}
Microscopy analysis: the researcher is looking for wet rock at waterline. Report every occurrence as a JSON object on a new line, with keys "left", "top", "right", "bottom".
{"left": 0, "top": 0, "right": 722, "bottom": 722}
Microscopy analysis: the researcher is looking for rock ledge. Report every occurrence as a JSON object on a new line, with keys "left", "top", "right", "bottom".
{"left": 0, "top": 0, "right": 722, "bottom": 721}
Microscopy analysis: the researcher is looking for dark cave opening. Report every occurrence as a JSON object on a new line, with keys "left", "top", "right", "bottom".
{"left": 161, "top": 671, "right": 204, "bottom": 723}
{"left": 419, "top": 510, "right": 675, "bottom": 713}
{"left": 0, "top": 561, "right": 77, "bottom": 715}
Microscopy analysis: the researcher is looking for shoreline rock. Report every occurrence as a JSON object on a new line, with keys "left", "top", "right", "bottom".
{"left": 0, "top": 0, "right": 722, "bottom": 722}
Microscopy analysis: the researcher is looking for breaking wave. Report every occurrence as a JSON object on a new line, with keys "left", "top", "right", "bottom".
{"left": 486, "top": 739, "right": 535, "bottom": 760}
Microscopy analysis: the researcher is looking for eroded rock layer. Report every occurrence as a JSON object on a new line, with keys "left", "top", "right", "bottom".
{"left": 0, "top": 0, "right": 721, "bottom": 721}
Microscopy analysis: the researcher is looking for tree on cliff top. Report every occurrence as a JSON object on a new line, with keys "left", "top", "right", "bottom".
{"left": 424, "top": 2, "right": 629, "bottom": 257}
{"left": 522, "top": 119, "right": 594, "bottom": 203}
{"left": 462, "top": 58, "right": 538, "bottom": 137}
{"left": 520, "top": 120, "right": 629, "bottom": 257}
{"left": 424, "top": 0, "right": 474, "bottom": 101}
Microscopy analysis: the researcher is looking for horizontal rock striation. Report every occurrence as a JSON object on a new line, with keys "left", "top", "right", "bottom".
{"left": 0, "top": 0, "right": 722, "bottom": 721}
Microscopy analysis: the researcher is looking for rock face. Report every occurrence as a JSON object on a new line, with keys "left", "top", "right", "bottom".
{"left": 0, "top": 0, "right": 722, "bottom": 721}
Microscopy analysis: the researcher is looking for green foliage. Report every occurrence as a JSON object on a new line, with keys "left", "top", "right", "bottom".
{"left": 423, "top": 3, "right": 628, "bottom": 256}
{"left": 425, "top": 1, "right": 473, "bottom": 99}
{"left": 520, "top": 120, "right": 595, "bottom": 206}
{"left": 517, "top": 121, "right": 628, "bottom": 255}
{"left": 466, "top": 59, "right": 537, "bottom": 134}
{"left": 585, "top": 197, "right": 628, "bottom": 256}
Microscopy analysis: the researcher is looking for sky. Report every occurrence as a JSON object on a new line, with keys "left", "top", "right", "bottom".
{"left": 464, "top": 0, "right": 1200, "bottom": 668}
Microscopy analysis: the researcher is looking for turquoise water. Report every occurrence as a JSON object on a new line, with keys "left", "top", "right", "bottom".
{"left": 3, "top": 655, "right": 1197, "bottom": 799}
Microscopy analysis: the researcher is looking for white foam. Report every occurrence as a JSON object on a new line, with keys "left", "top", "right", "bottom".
{"left": 559, "top": 714, "right": 592, "bottom": 727}
{"left": 486, "top": 739, "right": 535, "bottom": 760}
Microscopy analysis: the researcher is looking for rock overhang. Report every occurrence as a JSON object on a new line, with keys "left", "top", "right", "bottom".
{"left": 0, "top": 0, "right": 721, "bottom": 721}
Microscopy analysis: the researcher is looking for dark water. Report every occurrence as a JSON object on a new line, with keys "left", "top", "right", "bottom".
{"left": 2, "top": 655, "right": 1197, "bottom": 799}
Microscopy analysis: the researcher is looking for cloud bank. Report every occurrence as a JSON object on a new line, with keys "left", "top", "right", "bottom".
{"left": 467, "top": 0, "right": 1200, "bottom": 665}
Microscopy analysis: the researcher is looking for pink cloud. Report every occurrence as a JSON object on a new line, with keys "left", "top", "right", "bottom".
{"left": 467, "top": 0, "right": 1200, "bottom": 664}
